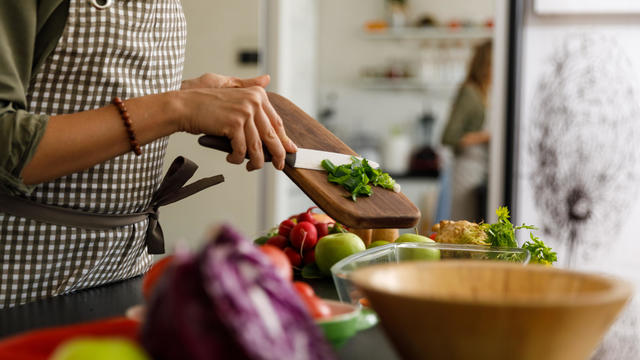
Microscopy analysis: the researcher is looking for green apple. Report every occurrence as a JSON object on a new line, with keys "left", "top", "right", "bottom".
{"left": 395, "top": 233, "right": 434, "bottom": 244}
{"left": 51, "top": 337, "right": 150, "bottom": 360}
{"left": 315, "top": 233, "right": 366, "bottom": 275}
{"left": 367, "top": 240, "right": 391, "bottom": 249}
{"left": 395, "top": 233, "right": 440, "bottom": 261}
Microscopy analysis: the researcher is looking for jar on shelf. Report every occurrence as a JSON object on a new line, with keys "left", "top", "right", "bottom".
{"left": 386, "top": 0, "right": 408, "bottom": 29}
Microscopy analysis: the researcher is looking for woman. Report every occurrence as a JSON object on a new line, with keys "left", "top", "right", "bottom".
{"left": 441, "top": 40, "right": 492, "bottom": 222}
{"left": 0, "top": 1, "right": 296, "bottom": 308}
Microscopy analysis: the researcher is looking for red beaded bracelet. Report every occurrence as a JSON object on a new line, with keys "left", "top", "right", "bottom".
{"left": 112, "top": 97, "right": 142, "bottom": 156}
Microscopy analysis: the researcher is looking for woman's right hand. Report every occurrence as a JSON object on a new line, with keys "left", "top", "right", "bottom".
{"left": 176, "top": 85, "right": 297, "bottom": 171}
{"left": 458, "top": 130, "right": 490, "bottom": 148}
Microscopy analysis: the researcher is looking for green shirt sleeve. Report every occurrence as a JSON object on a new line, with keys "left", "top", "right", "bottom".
{"left": 0, "top": 0, "right": 66, "bottom": 195}
{"left": 440, "top": 84, "right": 485, "bottom": 151}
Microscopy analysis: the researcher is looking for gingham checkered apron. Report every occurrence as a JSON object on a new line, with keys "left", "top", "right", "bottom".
{"left": 0, "top": 0, "right": 186, "bottom": 309}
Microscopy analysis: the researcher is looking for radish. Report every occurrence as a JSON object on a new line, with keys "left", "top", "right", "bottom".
{"left": 290, "top": 221, "right": 318, "bottom": 251}
{"left": 278, "top": 219, "right": 296, "bottom": 238}
{"left": 315, "top": 222, "right": 329, "bottom": 239}
{"left": 303, "top": 249, "right": 315, "bottom": 265}
{"left": 266, "top": 235, "right": 288, "bottom": 249}
{"left": 284, "top": 247, "right": 302, "bottom": 267}
{"left": 296, "top": 207, "right": 317, "bottom": 224}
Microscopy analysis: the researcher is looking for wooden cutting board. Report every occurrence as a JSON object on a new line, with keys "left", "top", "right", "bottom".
{"left": 199, "top": 92, "right": 420, "bottom": 229}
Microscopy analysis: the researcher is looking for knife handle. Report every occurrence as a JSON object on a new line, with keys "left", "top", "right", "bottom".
{"left": 198, "top": 135, "right": 274, "bottom": 162}
{"left": 198, "top": 135, "right": 297, "bottom": 166}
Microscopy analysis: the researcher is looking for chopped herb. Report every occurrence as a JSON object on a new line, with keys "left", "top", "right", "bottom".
{"left": 481, "top": 206, "right": 536, "bottom": 248}
{"left": 522, "top": 233, "right": 557, "bottom": 265}
{"left": 321, "top": 157, "right": 397, "bottom": 201}
{"left": 481, "top": 207, "right": 557, "bottom": 265}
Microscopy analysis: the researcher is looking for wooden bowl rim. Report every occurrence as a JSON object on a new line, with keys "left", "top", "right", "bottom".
{"left": 351, "top": 260, "right": 633, "bottom": 308}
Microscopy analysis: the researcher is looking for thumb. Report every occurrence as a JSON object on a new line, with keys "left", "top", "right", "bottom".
{"left": 237, "top": 74, "right": 271, "bottom": 88}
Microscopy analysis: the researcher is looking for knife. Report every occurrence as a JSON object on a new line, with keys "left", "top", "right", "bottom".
{"left": 198, "top": 135, "right": 379, "bottom": 170}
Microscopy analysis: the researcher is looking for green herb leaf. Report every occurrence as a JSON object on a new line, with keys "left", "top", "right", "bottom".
{"left": 253, "top": 236, "right": 269, "bottom": 245}
{"left": 522, "top": 233, "right": 557, "bottom": 265}
{"left": 323, "top": 156, "right": 396, "bottom": 201}
{"left": 483, "top": 206, "right": 558, "bottom": 265}
{"left": 482, "top": 206, "right": 539, "bottom": 249}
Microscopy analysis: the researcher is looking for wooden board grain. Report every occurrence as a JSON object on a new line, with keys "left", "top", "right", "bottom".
{"left": 201, "top": 92, "right": 420, "bottom": 229}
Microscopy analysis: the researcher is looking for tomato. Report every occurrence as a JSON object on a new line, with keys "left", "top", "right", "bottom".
{"left": 428, "top": 232, "right": 437, "bottom": 240}
{"left": 293, "top": 281, "right": 316, "bottom": 298}
{"left": 142, "top": 255, "right": 175, "bottom": 300}
{"left": 283, "top": 247, "right": 302, "bottom": 268}
{"left": 259, "top": 245, "right": 293, "bottom": 281}
{"left": 359, "top": 297, "right": 371, "bottom": 308}
{"left": 302, "top": 296, "right": 331, "bottom": 319}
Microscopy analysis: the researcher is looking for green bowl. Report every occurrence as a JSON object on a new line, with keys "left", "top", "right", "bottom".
{"left": 316, "top": 300, "right": 377, "bottom": 348}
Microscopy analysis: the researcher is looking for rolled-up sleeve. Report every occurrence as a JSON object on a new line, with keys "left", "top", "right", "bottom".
{"left": 0, "top": 1, "right": 51, "bottom": 195}
{"left": 440, "top": 85, "right": 484, "bottom": 151}
{"left": 441, "top": 87, "right": 472, "bottom": 148}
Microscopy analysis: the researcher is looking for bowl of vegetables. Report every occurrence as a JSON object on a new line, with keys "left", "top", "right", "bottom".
{"left": 330, "top": 242, "right": 530, "bottom": 305}
{"left": 350, "top": 260, "right": 632, "bottom": 360}
{"left": 331, "top": 206, "right": 558, "bottom": 306}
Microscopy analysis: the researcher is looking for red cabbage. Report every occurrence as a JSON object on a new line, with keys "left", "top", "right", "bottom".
{"left": 141, "top": 224, "right": 336, "bottom": 360}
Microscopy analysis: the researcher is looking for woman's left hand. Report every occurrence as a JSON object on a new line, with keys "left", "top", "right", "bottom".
{"left": 181, "top": 73, "right": 270, "bottom": 90}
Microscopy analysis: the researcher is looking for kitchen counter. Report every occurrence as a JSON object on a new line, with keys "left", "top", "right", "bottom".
{"left": 0, "top": 276, "right": 400, "bottom": 360}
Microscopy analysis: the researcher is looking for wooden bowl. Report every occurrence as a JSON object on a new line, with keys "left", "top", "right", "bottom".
{"left": 350, "top": 261, "right": 632, "bottom": 360}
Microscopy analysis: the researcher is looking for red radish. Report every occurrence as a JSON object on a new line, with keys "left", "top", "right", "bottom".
{"left": 278, "top": 219, "right": 296, "bottom": 238}
{"left": 297, "top": 207, "right": 317, "bottom": 224}
{"left": 315, "top": 222, "right": 329, "bottom": 239}
{"left": 284, "top": 247, "right": 302, "bottom": 267}
{"left": 293, "top": 281, "right": 316, "bottom": 298}
{"left": 303, "top": 249, "right": 315, "bottom": 265}
{"left": 266, "top": 235, "right": 288, "bottom": 249}
{"left": 290, "top": 221, "right": 318, "bottom": 250}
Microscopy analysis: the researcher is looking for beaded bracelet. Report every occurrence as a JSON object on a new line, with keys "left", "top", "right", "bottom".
{"left": 112, "top": 97, "right": 142, "bottom": 156}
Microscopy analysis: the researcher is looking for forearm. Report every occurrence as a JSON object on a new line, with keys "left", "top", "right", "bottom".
{"left": 21, "top": 92, "right": 183, "bottom": 185}
{"left": 458, "top": 131, "right": 490, "bottom": 148}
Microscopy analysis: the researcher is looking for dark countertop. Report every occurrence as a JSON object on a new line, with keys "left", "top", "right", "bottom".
{"left": 0, "top": 276, "right": 400, "bottom": 360}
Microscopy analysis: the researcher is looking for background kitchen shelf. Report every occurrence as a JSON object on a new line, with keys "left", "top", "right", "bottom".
{"left": 357, "top": 77, "right": 458, "bottom": 94}
{"left": 362, "top": 26, "right": 493, "bottom": 41}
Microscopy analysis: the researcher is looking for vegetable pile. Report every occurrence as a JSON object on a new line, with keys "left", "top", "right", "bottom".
{"left": 321, "top": 157, "right": 399, "bottom": 201}
{"left": 141, "top": 225, "right": 336, "bottom": 360}
{"left": 254, "top": 207, "right": 356, "bottom": 278}
{"left": 431, "top": 206, "right": 557, "bottom": 265}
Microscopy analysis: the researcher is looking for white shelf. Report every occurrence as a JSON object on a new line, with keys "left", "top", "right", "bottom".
{"left": 362, "top": 26, "right": 493, "bottom": 41}
{"left": 357, "top": 77, "right": 459, "bottom": 93}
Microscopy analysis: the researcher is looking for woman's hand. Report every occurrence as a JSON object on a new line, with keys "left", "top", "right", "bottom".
{"left": 180, "top": 73, "right": 270, "bottom": 90}
{"left": 21, "top": 74, "right": 296, "bottom": 184}
{"left": 177, "top": 83, "right": 297, "bottom": 171}
{"left": 459, "top": 131, "right": 490, "bottom": 148}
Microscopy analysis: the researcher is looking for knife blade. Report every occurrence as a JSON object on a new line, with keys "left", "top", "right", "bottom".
{"left": 198, "top": 135, "right": 379, "bottom": 170}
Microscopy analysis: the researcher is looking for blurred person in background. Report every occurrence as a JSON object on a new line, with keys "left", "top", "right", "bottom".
{"left": 440, "top": 40, "right": 492, "bottom": 222}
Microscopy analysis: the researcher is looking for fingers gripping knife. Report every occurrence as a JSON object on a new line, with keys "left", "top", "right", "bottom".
{"left": 198, "top": 92, "right": 420, "bottom": 229}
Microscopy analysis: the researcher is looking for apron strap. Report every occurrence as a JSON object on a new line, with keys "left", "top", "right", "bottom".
{"left": 0, "top": 157, "right": 224, "bottom": 255}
